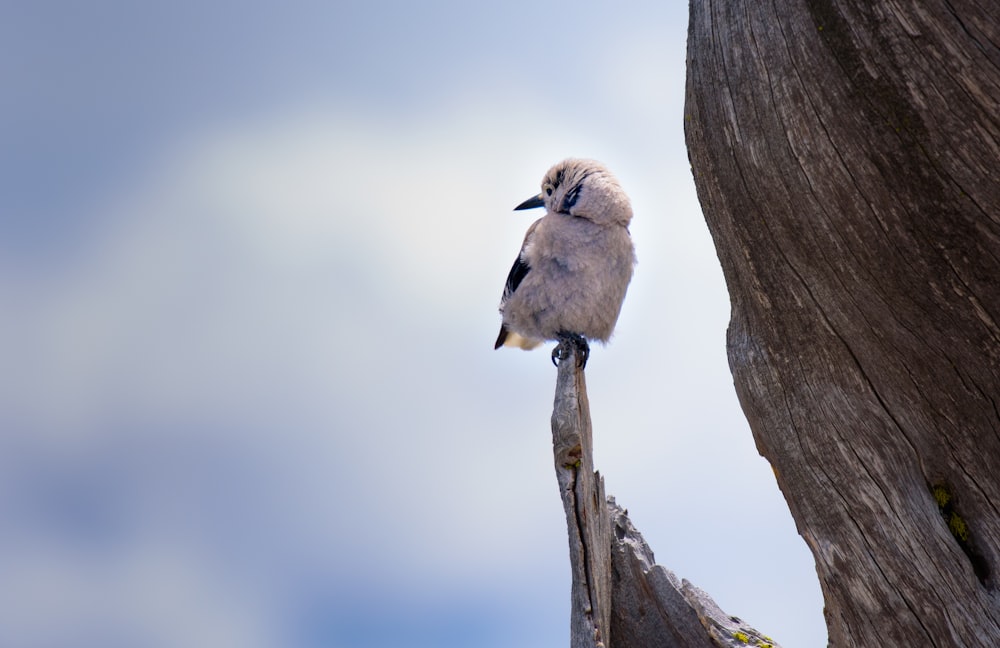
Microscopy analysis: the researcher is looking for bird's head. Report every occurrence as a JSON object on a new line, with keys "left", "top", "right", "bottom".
{"left": 514, "top": 158, "right": 632, "bottom": 227}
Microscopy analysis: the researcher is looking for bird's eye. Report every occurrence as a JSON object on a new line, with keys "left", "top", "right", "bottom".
{"left": 544, "top": 185, "right": 553, "bottom": 196}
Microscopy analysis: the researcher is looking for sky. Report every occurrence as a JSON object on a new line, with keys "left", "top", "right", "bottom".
{"left": 1, "top": 2, "right": 827, "bottom": 647}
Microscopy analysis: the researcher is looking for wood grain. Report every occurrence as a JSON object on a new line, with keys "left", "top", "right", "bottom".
{"left": 685, "top": 0, "right": 1000, "bottom": 644}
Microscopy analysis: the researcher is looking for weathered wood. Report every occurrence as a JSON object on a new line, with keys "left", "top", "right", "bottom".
{"left": 552, "top": 352, "right": 612, "bottom": 648}
{"left": 607, "top": 499, "right": 779, "bottom": 648}
{"left": 685, "top": 0, "right": 1000, "bottom": 644}
{"left": 551, "top": 347, "right": 780, "bottom": 647}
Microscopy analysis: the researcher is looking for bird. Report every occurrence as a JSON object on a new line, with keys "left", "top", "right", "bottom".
{"left": 494, "top": 158, "right": 635, "bottom": 368}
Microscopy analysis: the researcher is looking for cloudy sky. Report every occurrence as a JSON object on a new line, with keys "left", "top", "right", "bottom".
{"left": 1, "top": 2, "right": 826, "bottom": 646}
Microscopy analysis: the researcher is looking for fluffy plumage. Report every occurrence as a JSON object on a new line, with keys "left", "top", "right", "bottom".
{"left": 494, "top": 158, "right": 635, "bottom": 357}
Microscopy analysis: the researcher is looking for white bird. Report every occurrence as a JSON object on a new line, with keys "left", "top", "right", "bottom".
{"left": 494, "top": 158, "right": 635, "bottom": 368}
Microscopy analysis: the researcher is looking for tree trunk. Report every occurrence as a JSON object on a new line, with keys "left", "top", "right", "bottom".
{"left": 684, "top": 0, "right": 1000, "bottom": 645}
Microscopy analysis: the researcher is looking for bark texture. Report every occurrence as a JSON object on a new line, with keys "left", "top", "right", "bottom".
{"left": 551, "top": 357, "right": 612, "bottom": 647}
{"left": 685, "top": 0, "right": 1000, "bottom": 645}
{"left": 551, "top": 350, "right": 779, "bottom": 647}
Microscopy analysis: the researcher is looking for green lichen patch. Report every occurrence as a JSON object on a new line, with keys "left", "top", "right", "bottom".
{"left": 931, "top": 483, "right": 968, "bottom": 544}
{"left": 929, "top": 481, "right": 990, "bottom": 586}
{"left": 931, "top": 484, "right": 951, "bottom": 508}
{"left": 949, "top": 512, "right": 969, "bottom": 543}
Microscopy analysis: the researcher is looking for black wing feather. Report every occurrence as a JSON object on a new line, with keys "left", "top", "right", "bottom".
{"left": 501, "top": 254, "right": 530, "bottom": 304}
{"left": 494, "top": 219, "right": 539, "bottom": 350}
{"left": 494, "top": 324, "right": 510, "bottom": 349}
{"left": 494, "top": 255, "right": 530, "bottom": 349}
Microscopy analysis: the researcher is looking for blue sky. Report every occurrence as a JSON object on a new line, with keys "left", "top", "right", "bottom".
{"left": 2, "top": 2, "right": 826, "bottom": 646}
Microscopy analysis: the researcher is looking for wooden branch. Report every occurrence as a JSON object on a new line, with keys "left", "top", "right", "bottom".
{"left": 551, "top": 347, "right": 780, "bottom": 647}
{"left": 607, "top": 499, "right": 779, "bottom": 648}
{"left": 551, "top": 353, "right": 611, "bottom": 647}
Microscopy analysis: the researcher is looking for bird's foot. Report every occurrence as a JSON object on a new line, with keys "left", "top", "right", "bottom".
{"left": 552, "top": 332, "right": 590, "bottom": 369}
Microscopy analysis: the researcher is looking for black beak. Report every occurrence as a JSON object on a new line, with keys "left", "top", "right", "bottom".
{"left": 514, "top": 194, "right": 545, "bottom": 211}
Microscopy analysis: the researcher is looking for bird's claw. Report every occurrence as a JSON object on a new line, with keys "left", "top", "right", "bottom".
{"left": 551, "top": 345, "right": 565, "bottom": 367}
{"left": 552, "top": 332, "right": 589, "bottom": 369}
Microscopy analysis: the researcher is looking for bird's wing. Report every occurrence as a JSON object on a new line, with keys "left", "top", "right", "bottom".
{"left": 499, "top": 218, "right": 540, "bottom": 306}
{"left": 500, "top": 252, "right": 531, "bottom": 306}
{"left": 495, "top": 219, "right": 540, "bottom": 349}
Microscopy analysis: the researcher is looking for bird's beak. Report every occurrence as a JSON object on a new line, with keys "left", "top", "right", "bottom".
{"left": 514, "top": 194, "right": 545, "bottom": 211}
